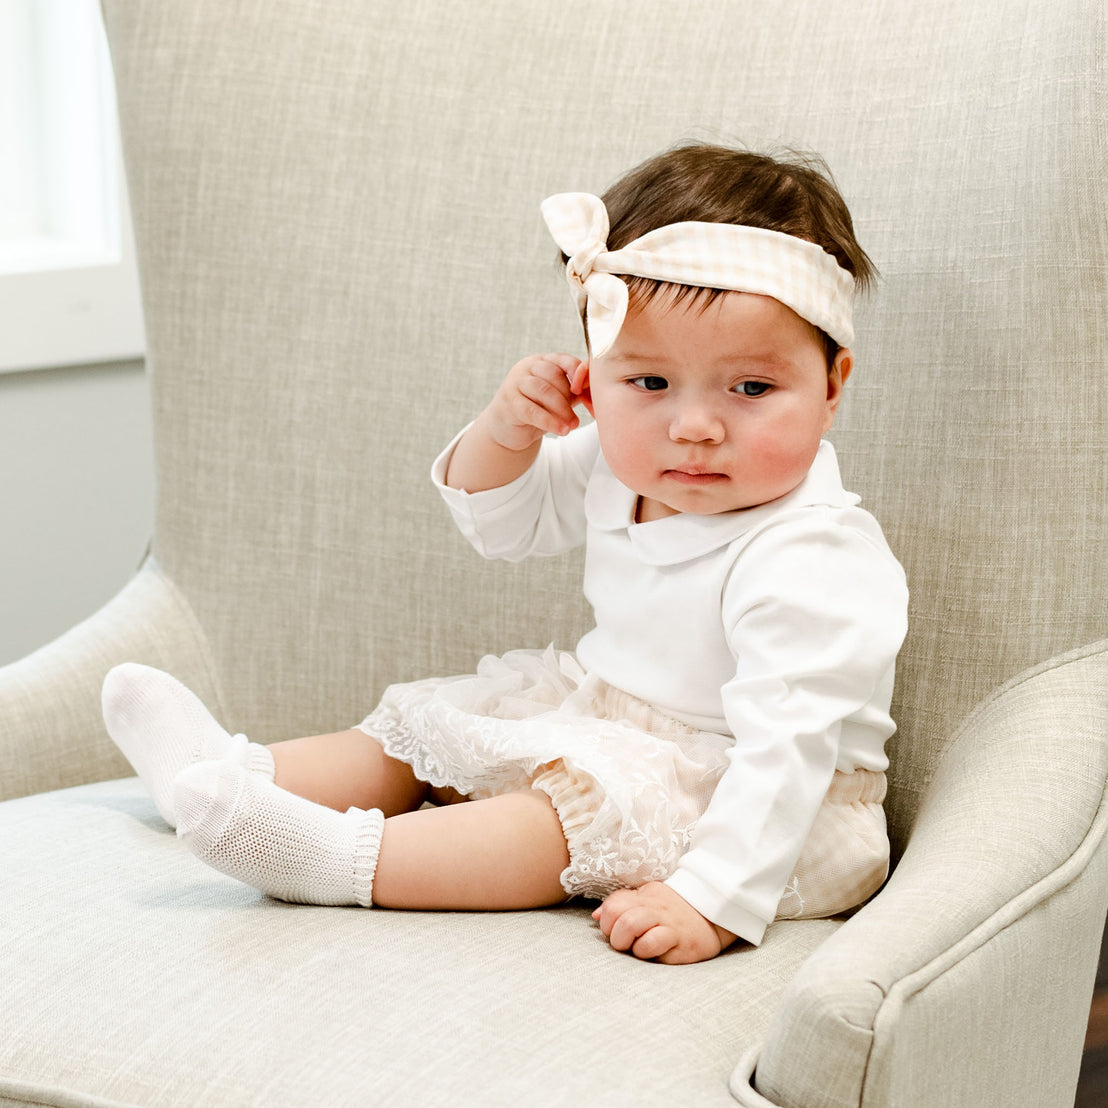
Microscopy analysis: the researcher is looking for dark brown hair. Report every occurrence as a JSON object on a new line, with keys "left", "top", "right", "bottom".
{"left": 574, "top": 143, "right": 876, "bottom": 363}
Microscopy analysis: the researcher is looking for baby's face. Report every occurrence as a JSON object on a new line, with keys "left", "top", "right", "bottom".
{"left": 586, "top": 290, "right": 850, "bottom": 521}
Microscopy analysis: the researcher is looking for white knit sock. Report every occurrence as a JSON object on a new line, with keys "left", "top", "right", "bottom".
{"left": 101, "top": 662, "right": 275, "bottom": 829}
{"left": 173, "top": 761, "right": 383, "bottom": 907}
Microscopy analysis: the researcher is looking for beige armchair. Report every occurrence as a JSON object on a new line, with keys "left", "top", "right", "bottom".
{"left": 2, "top": 1, "right": 1106, "bottom": 1104}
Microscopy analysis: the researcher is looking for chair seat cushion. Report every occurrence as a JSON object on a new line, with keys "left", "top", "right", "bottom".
{"left": 0, "top": 777, "right": 841, "bottom": 1106}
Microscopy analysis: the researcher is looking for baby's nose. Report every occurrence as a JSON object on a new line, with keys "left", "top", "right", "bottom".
{"left": 669, "top": 404, "right": 725, "bottom": 443}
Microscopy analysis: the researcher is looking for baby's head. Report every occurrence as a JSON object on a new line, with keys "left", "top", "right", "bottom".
{"left": 542, "top": 144, "right": 875, "bottom": 519}
{"left": 597, "top": 144, "right": 875, "bottom": 367}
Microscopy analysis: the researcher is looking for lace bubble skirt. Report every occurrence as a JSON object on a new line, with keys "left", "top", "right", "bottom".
{"left": 356, "top": 646, "right": 889, "bottom": 914}
{"left": 357, "top": 646, "right": 732, "bottom": 901}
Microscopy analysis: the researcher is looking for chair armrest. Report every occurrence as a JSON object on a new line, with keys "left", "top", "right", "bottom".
{"left": 0, "top": 560, "right": 224, "bottom": 801}
{"left": 732, "top": 638, "right": 1108, "bottom": 1108}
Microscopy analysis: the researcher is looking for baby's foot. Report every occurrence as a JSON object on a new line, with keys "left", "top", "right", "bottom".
{"left": 174, "top": 761, "right": 382, "bottom": 907}
{"left": 101, "top": 663, "right": 273, "bottom": 828}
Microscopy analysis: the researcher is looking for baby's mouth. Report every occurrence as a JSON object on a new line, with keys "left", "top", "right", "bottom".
{"left": 663, "top": 468, "right": 728, "bottom": 485}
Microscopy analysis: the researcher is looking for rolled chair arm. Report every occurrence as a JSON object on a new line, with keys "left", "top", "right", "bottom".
{"left": 0, "top": 559, "right": 224, "bottom": 802}
{"left": 732, "top": 638, "right": 1108, "bottom": 1108}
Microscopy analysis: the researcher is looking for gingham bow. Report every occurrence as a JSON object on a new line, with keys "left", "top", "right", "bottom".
{"left": 540, "top": 192, "right": 855, "bottom": 357}
{"left": 541, "top": 192, "right": 631, "bottom": 358}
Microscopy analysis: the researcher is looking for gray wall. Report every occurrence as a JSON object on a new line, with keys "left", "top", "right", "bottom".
{"left": 0, "top": 359, "right": 154, "bottom": 665}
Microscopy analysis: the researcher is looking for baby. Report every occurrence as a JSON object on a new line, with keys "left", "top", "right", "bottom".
{"left": 103, "top": 143, "right": 908, "bottom": 965}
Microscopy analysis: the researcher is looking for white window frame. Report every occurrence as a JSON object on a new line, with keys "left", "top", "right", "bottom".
{"left": 0, "top": 0, "right": 146, "bottom": 373}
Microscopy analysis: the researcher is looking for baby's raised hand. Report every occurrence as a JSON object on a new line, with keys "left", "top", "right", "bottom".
{"left": 480, "top": 353, "right": 587, "bottom": 453}
{"left": 592, "top": 881, "right": 739, "bottom": 965}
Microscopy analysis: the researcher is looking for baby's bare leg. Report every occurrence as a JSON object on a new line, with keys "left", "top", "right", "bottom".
{"left": 373, "top": 791, "right": 570, "bottom": 909}
{"left": 268, "top": 729, "right": 429, "bottom": 817}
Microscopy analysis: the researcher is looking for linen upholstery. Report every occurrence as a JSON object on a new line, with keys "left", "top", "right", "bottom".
{"left": 101, "top": 0, "right": 1108, "bottom": 857}
{"left": 1, "top": 0, "right": 1106, "bottom": 1105}
{"left": 0, "top": 776, "right": 836, "bottom": 1107}
{"left": 747, "top": 640, "right": 1108, "bottom": 1106}
{"left": 0, "top": 565, "right": 224, "bottom": 801}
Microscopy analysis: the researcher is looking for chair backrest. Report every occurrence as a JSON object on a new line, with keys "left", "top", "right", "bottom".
{"left": 103, "top": 0, "right": 1108, "bottom": 854}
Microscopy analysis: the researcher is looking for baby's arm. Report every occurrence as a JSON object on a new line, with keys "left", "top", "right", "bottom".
{"left": 593, "top": 882, "right": 740, "bottom": 965}
{"left": 445, "top": 353, "right": 587, "bottom": 493}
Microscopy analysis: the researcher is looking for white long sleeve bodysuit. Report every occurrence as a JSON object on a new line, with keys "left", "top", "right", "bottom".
{"left": 433, "top": 423, "right": 909, "bottom": 945}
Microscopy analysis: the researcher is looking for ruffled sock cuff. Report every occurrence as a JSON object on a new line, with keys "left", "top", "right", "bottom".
{"left": 350, "top": 808, "right": 385, "bottom": 908}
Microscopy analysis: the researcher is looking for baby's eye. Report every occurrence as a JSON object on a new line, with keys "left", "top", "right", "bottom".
{"left": 630, "top": 376, "right": 668, "bottom": 391}
{"left": 734, "top": 381, "right": 772, "bottom": 397}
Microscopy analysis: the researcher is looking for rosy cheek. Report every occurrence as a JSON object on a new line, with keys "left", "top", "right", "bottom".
{"left": 597, "top": 425, "right": 636, "bottom": 472}
{"left": 746, "top": 427, "right": 791, "bottom": 464}
{"left": 612, "top": 435, "right": 648, "bottom": 475}
{"left": 748, "top": 429, "right": 814, "bottom": 482}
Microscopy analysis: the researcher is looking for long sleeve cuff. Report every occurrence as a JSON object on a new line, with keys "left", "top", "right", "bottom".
{"left": 430, "top": 425, "right": 550, "bottom": 561}
{"left": 664, "top": 869, "right": 769, "bottom": 948}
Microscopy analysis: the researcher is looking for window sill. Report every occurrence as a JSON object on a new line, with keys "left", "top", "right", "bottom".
{"left": 0, "top": 254, "right": 146, "bottom": 373}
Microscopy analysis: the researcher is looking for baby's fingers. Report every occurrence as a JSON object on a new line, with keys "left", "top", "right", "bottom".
{"left": 630, "top": 925, "right": 680, "bottom": 963}
{"left": 516, "top": 370, "right": 579, "bottom": 434}
{"left": 603, "top": 907, "right": 679, "bottom": 962}
{"left": 603, "top": 905, "right": 662, "bottom": 954}
{"left": 534, "top": 352, "right": 586, "bottom": 380}
{"left": 591, "top": 889, "right": 636, "bottom": 939}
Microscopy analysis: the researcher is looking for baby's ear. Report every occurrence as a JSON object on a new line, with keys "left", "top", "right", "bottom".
{"left": 822, "top": 348, "right": 852, "bottom": 433}
{"left": 570, "top": 361, "right": 593, "bottom": 416}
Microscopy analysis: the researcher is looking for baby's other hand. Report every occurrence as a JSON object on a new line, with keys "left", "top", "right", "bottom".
{"left": 480, "top": 353, "right": 586, "bottom": 453}
{"left": 592, "top": 882, "right": 739, "bottom": 965}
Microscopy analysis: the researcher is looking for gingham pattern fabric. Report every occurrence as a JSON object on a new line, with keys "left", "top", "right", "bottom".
{"left": 541, "top": 191, "right": 855, "bottom": 356}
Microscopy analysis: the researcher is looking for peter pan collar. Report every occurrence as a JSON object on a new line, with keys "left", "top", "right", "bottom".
{"left": 584, "top": 439, "right": 860, "bottom": 566}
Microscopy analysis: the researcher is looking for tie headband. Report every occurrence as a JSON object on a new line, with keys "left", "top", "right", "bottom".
{"left": 541, "top": 191, "right": 855, "bottom": 357}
